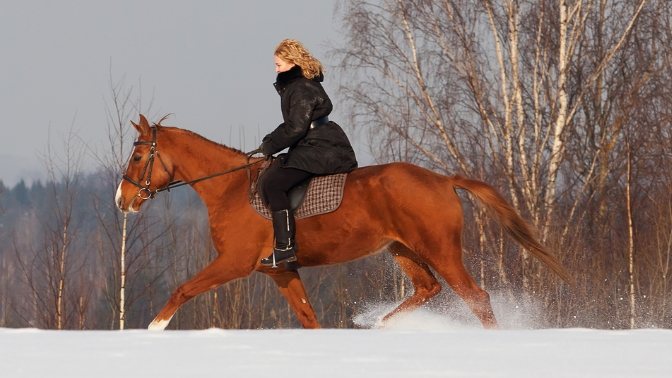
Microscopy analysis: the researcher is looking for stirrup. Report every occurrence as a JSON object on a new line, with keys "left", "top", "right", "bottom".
{"left": 260, "top": 247, "right": 297, "bottom": 268}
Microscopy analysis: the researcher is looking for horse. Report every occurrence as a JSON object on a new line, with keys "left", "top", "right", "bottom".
{"left": 115, "top": 115, "right": 572, "bottom": 330}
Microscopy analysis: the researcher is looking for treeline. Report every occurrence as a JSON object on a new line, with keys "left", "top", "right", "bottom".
{"left": 0, "top": 177, "right": 410, "bottom": 330}
{"left": 3, "top": 0, "right": 672, "bottom": 330}
{"left": 1, "top": 71, "right": 402, "bottom": 330}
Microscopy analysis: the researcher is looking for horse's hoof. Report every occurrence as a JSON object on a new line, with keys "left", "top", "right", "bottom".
{"left": 148, "top": 317, "right": 171, "bottom": 331}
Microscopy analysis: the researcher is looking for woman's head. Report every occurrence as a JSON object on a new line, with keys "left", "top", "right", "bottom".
{"left": 274, "top": 39, "right": 324, "bottom": 79}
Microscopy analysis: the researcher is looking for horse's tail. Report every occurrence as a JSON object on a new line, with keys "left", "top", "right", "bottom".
{"left": 452, "top": 174, "right": 574, "bottom": 286}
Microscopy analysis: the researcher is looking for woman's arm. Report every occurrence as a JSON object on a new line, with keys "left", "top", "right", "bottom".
{"left": 260, "top": 81, "right": 319, "bottom": 155}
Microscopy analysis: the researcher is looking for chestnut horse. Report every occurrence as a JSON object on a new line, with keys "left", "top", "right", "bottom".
{"left": 115, "top": 115, "right": 571, "bottom": 330}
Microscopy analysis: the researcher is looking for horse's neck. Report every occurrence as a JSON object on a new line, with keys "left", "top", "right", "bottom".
{"left": 167, "top": 131, "right": 249, "bottom": 205}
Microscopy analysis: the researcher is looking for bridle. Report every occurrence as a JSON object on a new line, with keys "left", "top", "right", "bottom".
{"left": 122, "top": 126, "right": 173, "bottom": 200}
{"left": 122, "top": 126, "right": 265, "bottom": 200}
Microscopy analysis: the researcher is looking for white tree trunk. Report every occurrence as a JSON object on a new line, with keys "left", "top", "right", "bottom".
{"left": 544, "top": 0, "right": 571, "bottom": 232}
{"left": 626, "top": 142, "right": 636, "bottom": 329}
{"left": 57, "top": 223, "right": 67, "bottom": 330}
{"left": 119, "top": 213, "right": 127, "bottom": 330}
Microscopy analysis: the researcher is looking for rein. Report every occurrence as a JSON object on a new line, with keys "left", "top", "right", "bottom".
{"left": 122, "top": 126, "right": 266, "bottom": 200}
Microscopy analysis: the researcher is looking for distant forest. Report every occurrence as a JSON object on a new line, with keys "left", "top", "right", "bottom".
{"left": 0, "top": 175, "right": 416, "bottom": 330}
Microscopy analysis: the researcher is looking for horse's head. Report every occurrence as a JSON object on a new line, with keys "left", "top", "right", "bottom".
{"left": 115, "top": 114, "right": 175, "bottom": 213}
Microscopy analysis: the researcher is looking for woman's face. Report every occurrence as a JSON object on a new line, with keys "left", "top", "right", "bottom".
{"left": 275, "top": 55, "right": 295, "bottom": 73}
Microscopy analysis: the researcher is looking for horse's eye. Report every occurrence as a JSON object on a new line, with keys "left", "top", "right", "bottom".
{"left": 133, "top": 155, "right": 142, "bottom": 162}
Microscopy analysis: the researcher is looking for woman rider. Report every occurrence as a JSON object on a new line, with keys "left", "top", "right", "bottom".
{"left": 258, "top": 39, "right": 358, "bottom": 267}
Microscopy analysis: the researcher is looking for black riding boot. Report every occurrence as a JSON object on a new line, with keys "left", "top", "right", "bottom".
{"left": 260, "top": 209, "right": 298, "bottom": 267}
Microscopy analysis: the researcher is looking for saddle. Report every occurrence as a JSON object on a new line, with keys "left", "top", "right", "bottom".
{"left": 249, "top": 158, "right": 348, "bottom": 220}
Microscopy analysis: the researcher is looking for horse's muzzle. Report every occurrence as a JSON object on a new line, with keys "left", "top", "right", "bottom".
{"left": 116, "top": 195, "right": 124, "bottom": 211}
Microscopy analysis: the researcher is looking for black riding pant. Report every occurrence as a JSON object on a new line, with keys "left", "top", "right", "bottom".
{"left": 258, "top": 157, "right": 314, "bottom": 212}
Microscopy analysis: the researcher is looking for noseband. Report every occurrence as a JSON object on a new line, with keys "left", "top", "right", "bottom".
{"left": 122, "top": 126, "right": 174, "bottom": 200}
{"left": 122, "top": 126, "right": 265, "bottom": 201}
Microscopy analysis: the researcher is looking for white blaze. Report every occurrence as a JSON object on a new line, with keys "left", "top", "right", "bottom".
{"left": 115, "top": 181, "right": 123, "bottom": 210}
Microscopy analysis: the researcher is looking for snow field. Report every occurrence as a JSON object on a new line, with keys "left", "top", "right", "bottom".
{"left": 2, "top": 321, "right": 670, "bottom": 377}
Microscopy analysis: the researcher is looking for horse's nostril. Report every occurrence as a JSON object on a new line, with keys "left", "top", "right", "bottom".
{"left": 116, "top": 196, "right": 123, "bottom": 210}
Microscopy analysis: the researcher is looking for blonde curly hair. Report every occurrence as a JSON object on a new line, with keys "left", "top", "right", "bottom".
{"left": 274, "top": 39, "right": 325, "bottom": 80}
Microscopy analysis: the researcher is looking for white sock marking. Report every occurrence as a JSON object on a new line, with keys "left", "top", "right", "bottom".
{"left": 148, "top": 315, "right": 173, "bottom": 331}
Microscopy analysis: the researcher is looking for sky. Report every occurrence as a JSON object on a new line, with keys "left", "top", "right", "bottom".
{"left": 0, "top": 0, "right": 370, "bottom": 187}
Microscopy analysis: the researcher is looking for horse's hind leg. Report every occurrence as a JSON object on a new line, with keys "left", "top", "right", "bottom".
{"left": 264, "top": 268, "right": 321, "bottom": 329}
{"left": 440, "top": 265, "right": 498, "bottom": 329}
{"left": 424, "top": 235, "right": 498, "bottom": 329}
{"left": 380, "top": 242, "right": 442, "bottom": 325}
{"left": 148, "top": 256, "right": 253, "bottom": 330}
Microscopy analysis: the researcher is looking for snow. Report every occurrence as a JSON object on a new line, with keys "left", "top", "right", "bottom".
{"left": 2, "top": 313, "right": 671, "bottom": 378}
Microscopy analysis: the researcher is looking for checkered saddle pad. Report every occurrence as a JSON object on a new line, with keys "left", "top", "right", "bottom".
{"left": 249, "top": 165, "right": 348, "bottom": 220}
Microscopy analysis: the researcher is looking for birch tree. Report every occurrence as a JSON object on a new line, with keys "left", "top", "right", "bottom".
{"left": 92, "top": 70, "right": 172, "bottom": 329}
{"left": 12, "top": 123, "right": 91, "bottom": 329}
{"left": 334, "top": 0, "right": 666, "bottom": 309}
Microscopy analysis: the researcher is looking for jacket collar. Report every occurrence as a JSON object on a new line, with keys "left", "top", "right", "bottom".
{"left": 274, "top": 65, "right": 325, "bottom": 93}
{"left": 275, "top": 65, "right": 304, "bottom": 91}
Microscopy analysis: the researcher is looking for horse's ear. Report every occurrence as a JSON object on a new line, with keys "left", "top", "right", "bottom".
{"left": 132, "top": 114, "right": 152, "bottom": 135}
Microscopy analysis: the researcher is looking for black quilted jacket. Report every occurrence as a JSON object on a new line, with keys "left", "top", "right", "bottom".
{"left": 260, "top": 65, "right": 358, "bottom": 175}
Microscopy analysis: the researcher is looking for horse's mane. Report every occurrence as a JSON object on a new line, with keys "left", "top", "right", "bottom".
{"left": 153, "top": 116, "right": 246, "bottom": 157}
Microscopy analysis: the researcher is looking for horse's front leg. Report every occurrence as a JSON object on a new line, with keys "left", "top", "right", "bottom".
{"left": 148, "top": 255, "right": 255, "bottom": 330}
{"left": 262, "top": 267, "right": 321, "bottom": 329}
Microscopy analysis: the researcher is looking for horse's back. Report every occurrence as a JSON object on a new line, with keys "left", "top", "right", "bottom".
{"left": 340, "top": 162, "right": 463, "bottom": 224}
{"left": 345, "top": 162, "right": 459, "bottom": 202}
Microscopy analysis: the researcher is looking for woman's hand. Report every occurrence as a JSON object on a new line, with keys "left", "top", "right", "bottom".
{"left": 258, "top": 142, "right": 272, "bottom": 158}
